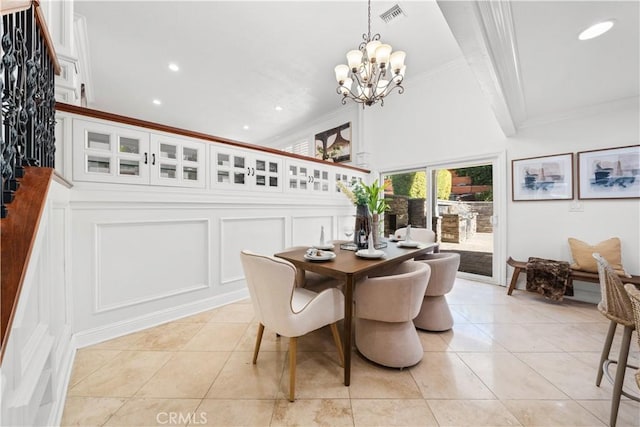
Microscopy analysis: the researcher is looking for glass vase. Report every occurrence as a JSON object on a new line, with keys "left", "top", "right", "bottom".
{"left": 354, "top": 205, "right": 372, "bottom": 246}
{"left": 371, "top": 213, "right": 381, "bottom": 248}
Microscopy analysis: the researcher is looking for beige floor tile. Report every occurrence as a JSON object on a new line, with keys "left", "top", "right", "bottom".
{"left": 525, "top": 299, "right": 602, "bottom": 323}
{"left": 351, "top": 399, "right": 438, "bottom": 426}
{"left": 576, "top": 399, "right": 640, "bottom": 427}
{"left": 207, "top": 351, "right": 286, "bottom": 399}
{"left": 68, "top": 349, "right": 122, "bottom": 388}
{"left": 205, "top": 302, "right": 256, "bottom": 323}
{"left": 135, "top": 351, "right": 230, "bottom": 398}
{"left": 297, "top": 325, "right": 345, "bottom": 352}
{"left": 104, "top": 398, "right": 201, "bottom": 426}
{"left": 278, "top": 351, "right": 348, "bottom": 399}
{"left": 171, "top": 309, "right": 218, "bottom": 324}
{"left": 567, "top": 350, "right": 640, "bottom": 388}
{"left": 410, "top": 352, "right": 495, "bottom": 399}
{"left": 417, "top": 330, "right": 451, "bottom": 352}
{"left": 502, "top": 400, "right": 605, "bottom": 426}
{"left": 458, "top": 353, "right": 567, "bottom": 400}
{"left": 195, "top": 399, "right": 275, "bottom": 426}
{"left": 236, "top": 323, "right": 291, "bottom": 353}
{"left": 515, "top": 352, "right": 613, "bottom": 400}
{"left": 181, "top": 322, "right": 249, "bottom": 351}
{"left": 271, "top": 399, "right": 353, "bottom": 427}
{"left": 527, "top": 323, "right": 604, "bottom": 352}
{"left": 60, "top": 396, "right": 126, "bottom": 426}
{"left": 68, "top": 351, "right": 172, "bottom": 397}
{"left": 452, "top": 304, "right": 556, "bottom": 324}
{"left": 90, "top": 322, "right": 204, "bottom": 351}
{"left": 347, "top": 354, "right": 422, "bottom": 399}
{"left": 440, "top": 323, "right": 508, "bottom": 352}
{"left": 475, "top": 323, "right": 563, "bottom": 352}
{"left": 427, "top": 399, "right": 522, "bottom": 426}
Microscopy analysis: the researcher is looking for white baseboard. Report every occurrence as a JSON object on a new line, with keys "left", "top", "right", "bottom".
{"left": 73, "top": 289, "right": 250, "bottom": 349}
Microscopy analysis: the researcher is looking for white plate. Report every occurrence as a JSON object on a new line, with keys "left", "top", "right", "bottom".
{"left": 313, "top": 243, "right": 335, "bottom": 250}
{"left": 398, "top": 240, "right": 420, "bottom": 248}
{"left": 304, "top": 252, "right": 336, "bottom": 262}
{"left": 355, "top": 249, "right": 385, "bottom": 259}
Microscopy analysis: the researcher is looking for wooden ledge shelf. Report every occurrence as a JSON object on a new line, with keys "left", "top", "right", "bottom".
{"left": 506, "top": 256, "right": 640, "bottom": 296}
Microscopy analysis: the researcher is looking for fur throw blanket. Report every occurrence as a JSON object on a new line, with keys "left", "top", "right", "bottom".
{"left": 526, "top": 257, "right": 572, "bottom": 301}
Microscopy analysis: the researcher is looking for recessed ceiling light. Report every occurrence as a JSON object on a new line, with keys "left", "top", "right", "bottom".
{"left": 152, "top": 99, "right": 162, "bottom": 105}
{"left": 275, "top": 106, "right": 283, "bottom": 111}
{"left": 168, "top": 63, "right": 180, "bottom": 72}
{"left": 243, "top": 125, "right": 250, "bottom": 130}
{"left": 578, "top": 20, "right": 615, "bottom": 41}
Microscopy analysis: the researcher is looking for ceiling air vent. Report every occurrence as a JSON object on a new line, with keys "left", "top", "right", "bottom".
{"left": 379, "top": 4, "right": 406, "bottom": 24}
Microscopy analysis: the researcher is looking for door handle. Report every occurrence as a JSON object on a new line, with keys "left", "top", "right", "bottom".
{"left": 144, "top": 152, "right": 148, "bottom": 164}
{"left": 152, "top": 153, "right": 156, "bottom": 165}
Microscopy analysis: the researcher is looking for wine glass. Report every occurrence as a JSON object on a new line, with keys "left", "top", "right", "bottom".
{"left": 343, "top": 225, "right": 354, "bottom": 241}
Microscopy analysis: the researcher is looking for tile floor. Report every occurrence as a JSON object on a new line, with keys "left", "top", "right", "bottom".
{"left": 61, "top": 279, "right": 640, "bottom": 426}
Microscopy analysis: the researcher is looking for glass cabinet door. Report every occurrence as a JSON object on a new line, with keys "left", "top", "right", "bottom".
{"left": 253, "top": 156, "right": 282, "bottom": 192}
{"left": 150, "top": 134, "right": 205, "bottom": 188}
{"left": 212, "top": 148, "right": 251, "bottom": 190}
{"left": 311, "top": 168, "right": 331, "bottom": 193}
{"left": 73, "top": 119, "right": 150, "bottom": 184}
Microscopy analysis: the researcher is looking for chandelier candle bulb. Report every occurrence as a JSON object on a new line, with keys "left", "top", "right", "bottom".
{"left": 366, "top": 40, "right": 382, "bottom": 62}
{"left": 347, "top": 50, "right": 363, "bottom": 70}
{"left": 375, "top": 44, "right": 392, "bottom": 66}
{"left": 335, "top": 65, "right": 349, "bottom": 83}
{"left": 390, "top": 51, "right": 406, "bottom": 72}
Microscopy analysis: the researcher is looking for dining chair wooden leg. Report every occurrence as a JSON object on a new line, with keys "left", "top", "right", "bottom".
{"left": 253, "top": 323, "right": 265, "bottom": 364}
{"left": 330, "top": 323, "right": 344, "bottom": 367}
{"left": 609, "top": 325, "right": 632, "bottom": 427}
{"left": 597, "top": 320, "right": 617, "bottom": 386}
{"left": 289, "top": 337, "right": 297, "bottom": 402}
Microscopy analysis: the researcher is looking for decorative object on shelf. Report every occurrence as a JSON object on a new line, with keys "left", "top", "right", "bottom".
{"left": 577, "top": 145, "right": 640, "bottom": 200}
{"left": 334, "top": 0, "right": 406, "bottom": 107}
{"left": 511, "top": 153, "right": 574, "bottom": 201}
{"left": 315, "top": 123, "right": 352, "bottom": 163}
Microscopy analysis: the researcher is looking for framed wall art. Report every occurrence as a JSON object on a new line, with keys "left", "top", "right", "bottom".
{"left": 577, "top": 145, "right": 640, "bottom": 200}
{"left": 512, "top": 153, "right": 574, "bottom": 201}
{"left": 314, "top": 122, "right": 351, "bottom": 163}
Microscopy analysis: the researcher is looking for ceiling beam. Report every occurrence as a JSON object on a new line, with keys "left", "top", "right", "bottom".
{"left": 438, "top": 0, "right": 526, "bottom": 136}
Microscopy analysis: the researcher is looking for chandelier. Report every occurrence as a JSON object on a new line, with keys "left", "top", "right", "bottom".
{"left": 334, "top": 0, "right": 406, "bottom": 107}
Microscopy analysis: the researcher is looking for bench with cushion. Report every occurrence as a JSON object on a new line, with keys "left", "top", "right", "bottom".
{"left": 506, "top": 257, "right": 640, "bottom": 295}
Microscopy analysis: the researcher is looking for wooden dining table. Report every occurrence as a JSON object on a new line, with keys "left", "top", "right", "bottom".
{"left": 274, "top": 240, "right": 437, "bottom": 386}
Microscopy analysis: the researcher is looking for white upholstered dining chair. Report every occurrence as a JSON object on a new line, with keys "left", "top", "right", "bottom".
{"left": 240, "top": 250, "right": 345, "bottom": 401}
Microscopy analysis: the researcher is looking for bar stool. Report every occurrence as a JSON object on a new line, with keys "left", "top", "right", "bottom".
{"left": 592, "top": 253, "right": 639, "bottom": 427}
{"left": 623, "top": 283, "right": 640, "bottom": 389}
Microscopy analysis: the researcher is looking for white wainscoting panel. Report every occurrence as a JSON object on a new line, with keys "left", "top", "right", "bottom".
{"left": 291, "top": 215, "right": 334, "bottom": 247}
{"left": 220, "top": 216, "right": 285, "bottom": 285}
{"left": 95, "top": 219, "right": 210, "bottom": 312}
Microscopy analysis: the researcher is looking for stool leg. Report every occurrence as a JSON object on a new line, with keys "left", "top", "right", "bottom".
{"left": 507, "top": 266, "right": 521, "bottom": 295}
{"left": 609, "top": 325, "right": 632, "bottom": 427}
{"left": 597, "top": 320, "right": 617, "bottom": 386}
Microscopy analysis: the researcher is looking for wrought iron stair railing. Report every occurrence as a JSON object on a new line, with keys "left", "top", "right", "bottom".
{"left": 1, "top": 1, "right": 60, "bottom": 218}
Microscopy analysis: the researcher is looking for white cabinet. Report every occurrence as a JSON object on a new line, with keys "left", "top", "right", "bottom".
{"left": 286, "top": 161, "right": 332, "bottom": 195}
{"left": 334, "top": 170, "right": 367, "bottom": 194}
{"left": 73, "top": 119, "right": 150, "bottom": 184}
{"left": 150, "top": 134, "right": 205, "bottom": 188}
{"left": 211, "top": 147, "right": 282, "bottom": 192}
{"left": 73, "top": 119, "right": 206, "bottom": 188}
